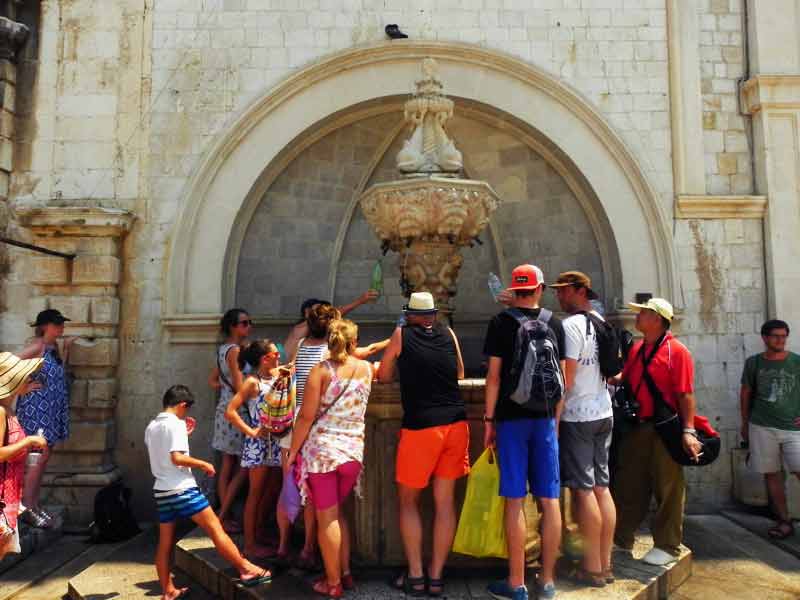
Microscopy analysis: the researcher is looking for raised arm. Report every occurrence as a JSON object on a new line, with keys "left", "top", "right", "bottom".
{"left": 284, "top": 322, "right": 308, "bottom": 363}
{"left": 377, "top": 327, "right": 402, "bottom": 383}
{"left": 17, "top": 339, "right": 44, "bottom": 360}
{"left": 353, "top": 337, "right": 391, "bottom": 360}
{"left": 337, "top": 289, "right": 378, "bottom": 317}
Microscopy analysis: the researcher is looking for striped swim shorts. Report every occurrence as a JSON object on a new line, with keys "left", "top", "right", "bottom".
{"left": 154, "top": 487, "right": 209, "bottom": 523}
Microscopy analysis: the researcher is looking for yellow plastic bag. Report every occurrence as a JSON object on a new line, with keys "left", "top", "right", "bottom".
{"left": 452, "top": 448, "right": 508, "bottom": 559}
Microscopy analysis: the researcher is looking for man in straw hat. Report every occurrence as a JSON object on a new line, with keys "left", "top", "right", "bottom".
{"left": 378, "top": 291, "right": 467, "bottom": 597}
{"left": 0, "top": 352, "right": 49, "bottom": 558}
{"left": 607, "top": 298, "right": 701, "bottom": 567}
{"left": 483, "top": 265, "right": 566, "bottom": 600}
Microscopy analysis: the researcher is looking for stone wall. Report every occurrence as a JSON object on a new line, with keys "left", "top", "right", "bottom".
{"left": 698, "top": 0, "right": 754, "bottom": 195}
{"left": 674, "top": 218, "right": 765, "bottom": 509}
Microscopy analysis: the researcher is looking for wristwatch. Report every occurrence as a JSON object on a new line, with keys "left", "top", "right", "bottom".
{"left": 683, "top": 427, "right": 697, "bottom": 436}
{"left": 483, "top": 414, "right": 496, "bottom": 423}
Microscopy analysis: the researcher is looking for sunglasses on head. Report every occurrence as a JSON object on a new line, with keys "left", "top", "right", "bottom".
{"left": 237, "top": 319, "right": 253, "bottom": 327}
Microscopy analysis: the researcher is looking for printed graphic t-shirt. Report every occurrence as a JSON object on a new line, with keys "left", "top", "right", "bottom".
{"left": 561, "top": 312, "right": 612, "bottom": 422}
{"left": 742, "top": 352, "right": 800, "bottom": 431}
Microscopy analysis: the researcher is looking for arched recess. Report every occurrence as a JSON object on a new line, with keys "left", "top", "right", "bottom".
{"left": 163, "top": 41, "right": 677, "bottom": 337}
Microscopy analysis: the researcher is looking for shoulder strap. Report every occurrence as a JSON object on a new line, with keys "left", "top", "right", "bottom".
{"left": 536, "top": 308, "right": 552, "bottom": 324}
{"left": 217, "top": 345, "right": 235, "bottom": 392}
{"left": 313, "top": 363, "right": 357, "bottom": 426}
{"left": 505, "top": 307, "right": 528, "bottom": 324}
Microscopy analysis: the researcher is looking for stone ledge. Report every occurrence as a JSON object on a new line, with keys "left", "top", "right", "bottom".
{"left": 176, "top": 527, "right": 691, "bottom": 600}
{"left": 741, "top": 75, "right": 800, "bottom": 114}
{"left": 14, "top": 206, "right": 135, "bottom": 237}
{"left": 676, "top": 195, "right": 768, "bottom": 219}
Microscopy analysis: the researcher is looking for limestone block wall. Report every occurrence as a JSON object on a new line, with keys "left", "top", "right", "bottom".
{"left": 698, "top": 0, "right": 754, "bottom": 195}
{"left": 674, "top": 218, "right": 765, "bottom": 510}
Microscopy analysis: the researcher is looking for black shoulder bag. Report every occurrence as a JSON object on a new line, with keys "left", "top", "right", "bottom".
{"left": 637, "top": 338, "right": 720, "bottom": 467}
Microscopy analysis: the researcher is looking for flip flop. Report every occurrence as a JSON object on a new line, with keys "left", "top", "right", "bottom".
{"left": 240, "top": 569, "right": 272, "bottom": 587}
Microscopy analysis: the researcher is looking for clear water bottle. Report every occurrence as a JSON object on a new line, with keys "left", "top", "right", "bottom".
{"left": 396, "top": 313, "right": 406, "bottom": 328}
{"left": 488, "top": 272, "right": 504, "bottom": 302}
{"left": 26, "top": 429, "right": 45, "bottom": 467}
{"left": 371, "top": 259, "right": 384, "bottom": 297}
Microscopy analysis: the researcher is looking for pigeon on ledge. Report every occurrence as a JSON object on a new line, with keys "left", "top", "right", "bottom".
{"left": 385, "top": 24, "right": 408, "bottom": 39}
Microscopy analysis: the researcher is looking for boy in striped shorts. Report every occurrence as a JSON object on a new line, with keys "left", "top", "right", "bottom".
{"left": 145, "top": 385, "right": 271, "bottom": 600}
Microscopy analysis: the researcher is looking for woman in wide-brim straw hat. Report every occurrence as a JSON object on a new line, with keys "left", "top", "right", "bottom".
{"left": 0, "top": 353, "right": 48, "bottom": 559}
{"left": 16, "top": 309, "right": 77, "bottom": 529}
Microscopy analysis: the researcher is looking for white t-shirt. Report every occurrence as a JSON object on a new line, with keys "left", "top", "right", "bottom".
{"left": 561, "top": 312, "right": 612, "bottom": 422}
{"left": 144, "top": 412, "right": 197, "bottom": 492}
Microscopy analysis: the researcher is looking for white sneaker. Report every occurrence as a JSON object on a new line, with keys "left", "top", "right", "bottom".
{"left": 641, "top": 547, "right": 677, "bottom": 566}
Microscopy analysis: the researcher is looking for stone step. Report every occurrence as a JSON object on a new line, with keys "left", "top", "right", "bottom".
{"left": 175, "top": 526, "right": 691, "bottom": 600}
{"left": 720, "top": 509, "right": 800, "bottom": 561}
{"left": 67, "top": 523, "right": 215, "bottom": 600}
{"left": 0, "top": 534, "right": 89, "bottom": 600}
{"left": 0, "top": 506, "right": 65, "bottom": 577}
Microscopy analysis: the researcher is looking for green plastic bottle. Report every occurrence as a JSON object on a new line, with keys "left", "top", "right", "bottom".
{"left": 371, "top": 259, "right": 383, "bottom": 297}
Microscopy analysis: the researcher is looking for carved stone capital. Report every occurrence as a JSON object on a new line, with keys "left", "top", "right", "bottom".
{"left": 0, "top": 16, "right": 29, "bottom": 63}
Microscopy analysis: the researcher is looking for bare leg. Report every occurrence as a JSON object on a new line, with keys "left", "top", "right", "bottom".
{"left": 595, "top": 486, "right": 617, "bottom": 573}
{"left": 574, "top": 488, "right": 602, "bottom": 574}
{"left": 301, "top": 503, "right": 317, "bottom": 557}
{"left": 155, "top": 521, "right": 187, "bottom": 600}
{"left": 539, "top": 497, "right": 562, "bottom": 587}
{"left": 216, "top": 453, "right": 235, "bottom": 514}
{"left": 243, "top": 466, "right": 271, "bottom": 556}
{"left": 22, "top": 445, "right": 51, "bottom": 509}
{"left": 429, "top": 477, "right": 457, "bottom": 583}
{"left": 316, "top": 504, "right": 342, "bottom": 586}
{"left": 276, "top": 503, "right": 291, "bottom": 556}
{"left": 398, "top": 484, "right": 424, "bottom": 581}
{"left": 339, "top": 509, "right": 351, "bottom": 577}
{"left": 505, "top": 497, "right": 527, "bottom": 589}
{"left": 190, "top": 507, "right": 268, "bottom": 579}
{"left": 218, "top": 459, "right": 247, "bottom": 522}
{"left": 766, "top": 472, "right": 789, "bottom": 521}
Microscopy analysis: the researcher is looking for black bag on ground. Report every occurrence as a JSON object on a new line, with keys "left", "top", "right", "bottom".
{"left": 89, "top": 480, "right": 141, "bottom": 543}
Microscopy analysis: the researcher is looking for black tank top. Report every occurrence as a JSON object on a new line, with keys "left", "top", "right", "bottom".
{"left": 397, "top": 324, "right": 466, "bottom": 430}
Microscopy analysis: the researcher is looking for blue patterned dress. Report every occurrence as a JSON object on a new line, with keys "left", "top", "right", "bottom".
{"left": 17, "top": 346, "right": 69, "bottom": 444}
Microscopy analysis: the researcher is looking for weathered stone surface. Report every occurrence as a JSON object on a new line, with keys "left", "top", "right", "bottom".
{"left": 87, "top": 378, "right": 117, "bottom": 408}
{"left": 72, "top": 256, "right": 120, "bottom": 285}
{"left": 57, "top": 420, "right": 115, "bottom": 453}
{"left": 30, "top": 257, "right": 69, "bottom": 285}
{"left": 45, "top": 295, "right": 90, "bottom": 324}
{"left": 68, "top": 338, "right": 119, "bottom": 367}
{"left": 90, "top": 297, "right": 119, "bottom": 325}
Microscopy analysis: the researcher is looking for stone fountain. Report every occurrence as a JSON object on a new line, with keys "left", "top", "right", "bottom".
{"left": 359, "top": 58, "right": 500, "bottom": 318}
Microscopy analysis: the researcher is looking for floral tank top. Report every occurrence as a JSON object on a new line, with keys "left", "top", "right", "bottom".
{"left": 298, "top": 360, "right": 371, "bottom": 502}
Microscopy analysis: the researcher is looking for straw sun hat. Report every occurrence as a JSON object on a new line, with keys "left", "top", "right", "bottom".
{"left": 0, "top": 352, "right": 44, "bottom": 401}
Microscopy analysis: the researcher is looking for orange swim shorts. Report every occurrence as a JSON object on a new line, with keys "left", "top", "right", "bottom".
{"left": 395, "top": 420, "right": 470, "bottom": 489}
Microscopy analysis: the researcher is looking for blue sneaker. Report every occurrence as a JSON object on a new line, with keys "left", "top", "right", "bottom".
{"left": 488, "top": 579, "right": 528, "bottom": 600}
{"left": 537, "top": 581, "right": 556, "bottom": 600}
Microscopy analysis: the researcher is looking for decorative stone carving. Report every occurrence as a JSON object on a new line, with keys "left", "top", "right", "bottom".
{"left": 396, "top": 58, "right": 463, "bottom": 174}
{"left": 359, "top": 58, "right": 500, "bottom": 315}
{"left": 0, "top": 16, "right": 29, "bottom": 63}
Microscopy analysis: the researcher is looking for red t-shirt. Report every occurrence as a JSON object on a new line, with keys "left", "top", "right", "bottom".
{"left": 622, "top": 332, "right": 694, "bottom": 419}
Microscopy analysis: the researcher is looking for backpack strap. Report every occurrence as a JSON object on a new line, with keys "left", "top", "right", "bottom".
{"left": 536, "top": 308, "right": 552, "bottom": 324}
{"left": 504, "top": 307, "right": 529, "bottom": 325}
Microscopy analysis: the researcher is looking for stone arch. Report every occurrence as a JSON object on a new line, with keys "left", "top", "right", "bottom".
{"left": 164, "top": 41, "right": 676, "bottom": 327}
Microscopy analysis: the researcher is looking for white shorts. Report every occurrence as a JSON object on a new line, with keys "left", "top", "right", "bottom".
{"left": 749, "top": 423, "right": 800, "bottom": 473}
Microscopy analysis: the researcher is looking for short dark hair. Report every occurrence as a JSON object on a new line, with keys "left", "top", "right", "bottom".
{"left": 514, "top": 289, "right": 537, "bottom": 298}
{"left": 300, "top": 298, "right": 330, "bottom": 319}
{"left": 163, "top": 385, "right": 195, "bottom": 408}
{"left": 761, "top": 319, "right": 790, "bottom": 337}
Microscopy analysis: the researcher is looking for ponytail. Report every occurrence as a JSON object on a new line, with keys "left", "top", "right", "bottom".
{"left": 327, "top": 319, "right": 357, "bottom": 363}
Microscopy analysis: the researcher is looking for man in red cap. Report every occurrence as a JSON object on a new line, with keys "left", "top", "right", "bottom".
{"left": 483, "top": 265, "right": 565, "bottom": 600}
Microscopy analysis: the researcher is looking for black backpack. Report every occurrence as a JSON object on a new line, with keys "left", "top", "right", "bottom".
{"left": 579, "top": 311, "right": 632, "bottom": 378}
{"left": 89, "top": 480, "right": 141, "bottom": 543}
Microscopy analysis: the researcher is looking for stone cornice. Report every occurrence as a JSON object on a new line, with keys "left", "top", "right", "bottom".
{"left": 676, "top": 195, "right": 768, "bottom": 219}
{"left": 741, "top": 75, "right": 800, "bottom": 114}
{"left": 14, "top": 206, "right": 136, "bottom": 237}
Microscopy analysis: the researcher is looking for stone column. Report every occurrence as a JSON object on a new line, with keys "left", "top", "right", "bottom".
{"left": 742, "top": 0, "right": 800, "bottom": 326}
{"left": 15, "top": 206, "right": 134, "bottom": 530}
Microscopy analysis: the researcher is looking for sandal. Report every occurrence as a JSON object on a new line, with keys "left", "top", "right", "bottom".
{"left": 341, "top": 573, "right": 355, "bottom": 591}
{"left": 568, "top": 566, "right": 606, "bottom": 588}
{"left": 427, "top": 577, "right": 445, "bottom": 597}
{"left": 240, "top": 568, "right": 272, "bottom": 588}
{"left": 390, "top": 571, "right": 426, "bottom": 597}
{"left": 311, "top": 578, "right": 343, "bottom": 598}
{"left": 602, "top": 567, "right": 615, "bottom": 584}
{"left": 768, "top": 520, "right": 795, "bottom": 540}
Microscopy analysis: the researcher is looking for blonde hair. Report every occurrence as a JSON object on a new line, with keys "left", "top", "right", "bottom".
{"left": 327, "top": 319, "right": 358, "bottom": 363}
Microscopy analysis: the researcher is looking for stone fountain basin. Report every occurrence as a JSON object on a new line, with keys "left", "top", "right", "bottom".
{"left": 360, "top": 175, "right": 500, "bottom": 249}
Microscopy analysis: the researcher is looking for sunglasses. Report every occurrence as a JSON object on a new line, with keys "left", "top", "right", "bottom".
{"left": 237, "top": 319, "right": 253, "bottom": 327}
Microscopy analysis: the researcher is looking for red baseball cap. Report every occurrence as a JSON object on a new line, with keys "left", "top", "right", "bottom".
{"left": 507, "top": 264, "right": 545, "bottom": 292}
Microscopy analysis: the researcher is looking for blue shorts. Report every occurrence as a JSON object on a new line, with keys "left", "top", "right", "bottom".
{"left": 496, "top": 418, "right": 560, "bottom": 499}
{"left": 154, "top": 487, "right": 210, "bottom": 523}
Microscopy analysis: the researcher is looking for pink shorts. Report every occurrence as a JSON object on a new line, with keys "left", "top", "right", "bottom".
{"left": 307, "top": 461, "right": 362, "bottom": 510}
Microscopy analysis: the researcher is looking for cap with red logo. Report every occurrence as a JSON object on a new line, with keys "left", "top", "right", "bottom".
{"left": 506, "top": 264, "right": 545, "bottom": 292}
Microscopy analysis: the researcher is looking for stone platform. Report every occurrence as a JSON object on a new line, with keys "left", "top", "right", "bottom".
{"left": 0, "top": 506, "right": 64, "bottom": 577}
{"left": 174, "top": 527, "right": 691, "bottom": 600}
